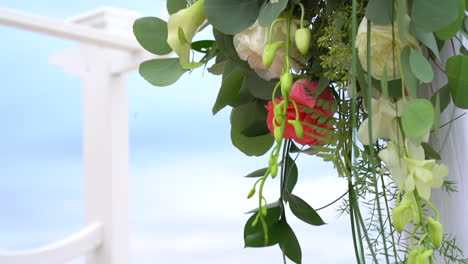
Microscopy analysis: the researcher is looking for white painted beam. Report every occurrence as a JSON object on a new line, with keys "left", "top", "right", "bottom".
{"left": 0, "top": 223, "right": 103, "bottom": 264}
{"left": 0, "top": 7, "right": 140, "bottom": 51}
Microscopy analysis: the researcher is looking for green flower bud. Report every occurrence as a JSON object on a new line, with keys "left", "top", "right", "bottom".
{"left": 416, "top": 249, "right": 433, "bottom": 264}
{"left": 392, "top": 203, "right": 410, "bottom": 233}
{"left": 270, "top": 162, "right": 278, "bottom": 178}
{"left": 407, "top": 247, "right": 425, "bottom": 264}
{"left": 262, "top": 41, "right": 284, "bottom": 68}
{"left": 274, "top": 126, "right": 283, "bottom": 144}
{"left": 247, "top": 187, "right": 256, "bottom": 199}
{"left": 281, "top": 72, "right": 293, "bottom": 97}
{"left": 261, "top": 205, "right": 268, "bottom": 216}
{"left": 288, "top": 120, "right": 304, "bottom": 139}
{"left": 427, "top": 217, "right": 443, "bottom": 248}
{"left": 295, "top": 28, "right": 311, "bottom": 55}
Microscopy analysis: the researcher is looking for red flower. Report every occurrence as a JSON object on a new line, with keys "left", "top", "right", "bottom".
{"left": 266, "top": 79, "right": 335, "bottom": 145}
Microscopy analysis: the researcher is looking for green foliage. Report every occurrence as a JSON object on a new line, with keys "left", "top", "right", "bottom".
{"left": 446, "top": 55, "right": 468, "bottom": 109}
{"left": 258, "top": 0, "right": 288, "bottom": 27}
{"left": 205, "top": 0, "right": 259, "bottom": 34}
{"left": 139, "top": 58, "right": 186, "bottom": 87}
{"left": 230, "top": 101, "right": 274, "bottom": 156}
{"left": 402, "top": 99, "right": 435, "bottom": 139}
{"left": 411, "top": 0, "right": 460, "bottom": 32}
{"left": 244, "top": 203, "right": 281, "bottom": 247}
{"left": 366, "top": 0, "right": 394, "bottom": 25}
{"left": 288, "top": 194, "right": 325, "bottom": 226}
{"left": 167, "top": 0, "right": 187, "bottom": 14}
{"left": 133, "top": 17, "right": 172, "bottom": 55}
{"left": 276, "top": 219, "right": 302, "bottom": 264}
{"left": 409, "top": 48, "right": 434, "bottom": 83}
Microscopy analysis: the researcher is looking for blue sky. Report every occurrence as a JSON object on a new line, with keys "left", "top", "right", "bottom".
{"left": 0, "top": 1, "right": 354, "bottom": 263}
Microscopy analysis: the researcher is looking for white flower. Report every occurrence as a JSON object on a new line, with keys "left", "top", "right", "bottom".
{"left": 357, "top": 96, "right": 404, "bottom": 145}
{"left": 167, "top": 0, "right": 206, "bottom": 69}
{"left": 233, "top": 20, "right": 302, "bottom": 80}
{"left": 355, "top": 17, "right": 417, "bottom": 80}
{"left": 379, "top": 139, "right": 449, "bottom": 200}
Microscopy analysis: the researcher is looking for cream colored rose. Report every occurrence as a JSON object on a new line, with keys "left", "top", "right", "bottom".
{"left": 233, "top": 21, "right": 302, "bottom": 81}
{"left": 355, "top": 17, "right": 417, "bottom": 80}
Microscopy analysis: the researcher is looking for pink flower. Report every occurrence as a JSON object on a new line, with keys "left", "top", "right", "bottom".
{"left": 266, "top": 79, "right": 335, "bottom": 145}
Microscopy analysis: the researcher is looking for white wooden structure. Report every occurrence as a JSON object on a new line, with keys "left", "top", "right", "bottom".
{"left": 0, "top": 7, "right": 157, "bottom": 264}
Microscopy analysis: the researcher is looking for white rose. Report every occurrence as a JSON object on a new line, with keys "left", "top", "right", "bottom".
{"left": 355, "top": 17, "right": 417, "bottom": 80}
{"left": 233, "top": 21, "right": 302, "bottom": 81}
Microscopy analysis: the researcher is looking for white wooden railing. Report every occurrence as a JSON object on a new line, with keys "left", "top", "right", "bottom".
{"left": 0, "top": 7, "right": 158, "bottom": 264}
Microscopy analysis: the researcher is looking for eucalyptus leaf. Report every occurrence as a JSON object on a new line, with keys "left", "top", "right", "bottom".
{"left": 284, "top": 154, "right": 298, "bottom": 196}
{"left": 139, "top": 58, "right": 186, "bottom": 87}
{"left": 414, "top": 31, "right": 441, "bottom": 62}
{"left": 242, "top": 120, "right": 270, "bottom": 137}
{"left": 133, "top": 17, "right": 172, "bottom": 55}
{"left": 402, "top": 99, "right": 435, "bottom": 138}
{"left": 446, "top": 55, "right": 468, "bottom": 109}
{"left": 275, "top": 219, "right": 302, "bottom": 264}
{"left": 258, "top": 0, "right": 288, "bottom": 27}
{"left": 397, "top": 0, "right": 410, "bottom": 42}
{"left": 244, "top": 204, "right": 281, "bottom": 247}
{"left": 212, "top": 70, "right": 246, "bottom": 114}
{"left": 288, "top": 194, "right": 325, "bottom": 226}
{"left": 400, "top": 46, "right": 419, "bottom": 97}
{"left": 411, "top": 0, "right": 459, "bottom": 32}
{"left": 243, "top": 71, "right": 276, "bottom": 100}
{"left": 167, "top": 0, "right": 187, "bottom": 14}
{"left": 430, "top": 84, "right": 451, "bottom": 113}
{"left": 205, "top": 0, "right": 259, "bottom": 34}
{"left": 435, "top": 0, "right": 465, "bottom": 40}
{"left": 366, "top": 0, "right": 394, "bottom": 24}
{"left": 191, "top": 40, "right": 215, "bottom": 53}
{"left": 231, "top": 101, "right": 274, "bottom": 156}
{"left": 244, "top": 167, "right": 269, "bottom": 178}
{"left": 409, "top": 48, "right": 434, "bottom": 83}
{"left": 421, "top": 142, "right": 441, "bottom": 160}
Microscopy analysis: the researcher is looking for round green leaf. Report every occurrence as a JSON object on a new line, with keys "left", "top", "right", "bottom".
{"left": 366, "top": 0, "right": 394, "bottom": 24}
{"left": 411, "top": 0, "right": 459, "bottom": 32}
{"left": 133, "top": 17, "right": 172, "bottom": 55}
{"left": 400, "top": 46, "right": 419, "bottom": 97}
{"left": 409, "top": 48, "right": 434, "bottom": 83}
{"left": 167, "top": 0, "right": 187, "bottom": 15}
{"left": 230, "top": 101, "right": 274, "bottom": 156}
{"left": 446, "top": 55, "right": 468, "bottom": 109}
{"left": 205, "top": 0, "right": 259, "bottom": 34}
{"left": 139, "top": 58, "right": 186, "bottom": 87}
{"left": 435, "top": 0, "right": 465, "bottom": 40}
{"left": 258, "top": 0, "right": 288, "bottom": 27}
{"left": 402, "top": 99, "right": 435, "bottom": 138}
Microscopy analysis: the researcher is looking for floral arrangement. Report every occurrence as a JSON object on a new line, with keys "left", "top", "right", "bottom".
{"left": 132, "top": 0, "right": 468, "bottom": 263}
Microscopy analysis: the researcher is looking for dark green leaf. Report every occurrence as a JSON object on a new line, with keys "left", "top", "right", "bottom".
{"left": 446, "top": 55, "right": 468, "bottom": 109}
{"left": 212, "top": 70, "right": 246, "bottom": 114}
{"left": 402, "top": 99, "right": 435, "bottom": 138}
{"left": 275, "top": 219, "right": 302, "bottom": 264}
{"left": 288, "top": 194, "right": 325, "bottom": 226}
{"left": 243, "top": 71, "right": 277, "bottom": 100}
{"left": 139, "top": 58, "right": 186, "bottom": 87}
{"left": 414, "top": 30, "right": 441, "bottom": 62}
{"left": 244, "top": 203, "right": 281, "bottom": 247}
{"left": 409, "top": 48, "right": 434, "bottom": 83}
{"left": 167, "top": 0, "right": 187, "bottom": 14}
{"left": 397, "top": 0, "right": 410, "bottom": 42}
{"left": 133, "top": 17, "right": 172, "bottom": 55}
{"left": 314, "top": 76, "right": 330, "bottom": 97}
{"left": 435, "top": 0, "right": 465, "bottom": 40}
{"left": 205, "top": 0, "right": 259, "bottom": 34}
{"left": 366, "top": 0, "right": 394, "bottom": 24}
{"left": 231, "top": 101, "right": 274, "bottom": 156}
{"left": 400, "top": 46, "right": 419, "bottom": 97}
{"left": 246, "top": 200, "right": 281, "bottom": 213}
{"left": 242, "top": 120, "right": 270, "bottom": 137}
{"left": 421, "top": 142, "right": 441, "bottom": 160}
{"left": 212, "top": 29, "right": 250, "bottom": 67}
{"left": 411, "top": 0, "right": 459, "bottom": 32}
{"left": 244, "top": 167, "right": 269, "bottom": 178}
{"left": 431, "top": 84, "right": 451, "bottom": 113}
{"left": 284, "top": 154, "right": 298, "bottom": 196}
{"left": 191, "top": 40, "right": 215, "bottom": 53}
{"left": 258, "top": 0, "right": 288, "bottom": 27}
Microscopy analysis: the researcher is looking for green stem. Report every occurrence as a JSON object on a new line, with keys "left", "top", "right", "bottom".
{"left": 381, "top": 173, "right": 399, "bottom": 263}
{"left": 348, "top": 180, "right": 362, "bottom": 264}
{"left": 414, "top": 190, "right": 435, "bottom": 264}
{"left": 298, "top": 2, "right": 305, "bottom": 29}
{"left": 366, "top": 20, "right": 390, "bottom": 264}
{"left": 353, "top": 189, "right": 379, "bottom": 264}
